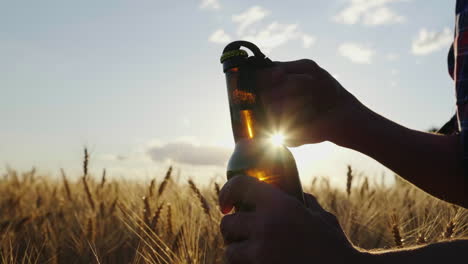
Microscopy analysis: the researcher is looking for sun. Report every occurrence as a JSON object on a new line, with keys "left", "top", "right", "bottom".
{"left": 270, "top": 133, "right": 285, "bottom": 146}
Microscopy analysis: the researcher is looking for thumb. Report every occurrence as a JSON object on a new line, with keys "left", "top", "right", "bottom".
{"left": 256, "top": 66, "right": 286, "bottom": 95}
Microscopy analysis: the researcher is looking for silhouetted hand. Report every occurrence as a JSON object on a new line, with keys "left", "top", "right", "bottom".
{"left": 257, "top": 59, "right": 363, "bottom": 147}
{"left": 219, "top": 175, "right": 361, "bottom": 264}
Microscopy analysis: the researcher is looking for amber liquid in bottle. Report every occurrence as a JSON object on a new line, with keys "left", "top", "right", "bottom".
{"left": 225, "top": 67, "right": 304, "bottom": 205}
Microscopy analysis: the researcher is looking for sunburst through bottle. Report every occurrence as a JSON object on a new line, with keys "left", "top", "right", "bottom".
{"left": 220, "top": 41, "right": 304, "bottom": 207}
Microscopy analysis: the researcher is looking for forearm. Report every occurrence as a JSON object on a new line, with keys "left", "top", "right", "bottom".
{"left": 332, "top": 102, "right": 466, "bottom": 207}
{"left": 358, "top": 239, "right": 468, "bottom": 264}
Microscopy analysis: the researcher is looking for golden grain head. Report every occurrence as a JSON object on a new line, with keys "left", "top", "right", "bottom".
{"left": 0, "top": 166, "right": 467, "bottom": 263}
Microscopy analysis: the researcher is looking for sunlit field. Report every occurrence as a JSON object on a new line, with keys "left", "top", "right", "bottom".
{"left": 1, "top": 150, "right": 467, "bottom": 264}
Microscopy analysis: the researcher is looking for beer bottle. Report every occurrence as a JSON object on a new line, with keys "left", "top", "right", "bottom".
{"left": 220, "top": 41, "right": 304, "bottom": 206}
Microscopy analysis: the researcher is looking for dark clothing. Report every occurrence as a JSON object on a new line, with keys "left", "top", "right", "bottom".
{"left": 446, "top": 0, "right": 468, "bottom": 172}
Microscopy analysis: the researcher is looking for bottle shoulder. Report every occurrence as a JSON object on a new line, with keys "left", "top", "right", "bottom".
{"left": 228, "top": 139, "right": 295, "bottom": 170}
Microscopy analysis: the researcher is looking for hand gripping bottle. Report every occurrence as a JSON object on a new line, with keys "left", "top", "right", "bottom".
{"left": 220, "top": 40, "right": 304, "bottom": 208}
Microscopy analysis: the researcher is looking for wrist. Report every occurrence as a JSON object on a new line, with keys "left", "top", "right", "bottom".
{"left": 357, "top": 250, "right": 381, "bottom": 264}
{"left": 326, "top": 99, "right": 372, "bottom": 148}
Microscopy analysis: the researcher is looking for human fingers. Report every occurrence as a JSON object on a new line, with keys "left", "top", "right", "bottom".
{"left": 219, "top": 175, "right": 276, "bottom": 214}
{"left": 303, "top": 193, "right": 327, "bottom": 213}
{"left": 224, "top": 241, "right": 254, "bottom": 264}
{"left": 275, "top": 59, "right": 324, "bottom": 75}
{"left": 265, "top": 72, "right": 339, "bottom": 110}
{"left": 303, "top": 193, "right": 343, "bottom": 230}
{"left": 265, "top": 73, "right": 319, "bottom": 101}
{"left": 220, "top": 212, "right": 256, "bottom": 244}
{"left": 256, "top": 58, "right": 324, "bottom": 85}
{"left": 263, "top": 91, "right": 313, "bottom": 120}
{"left": 256, "top": 65, "right": 287, "bottom": 92}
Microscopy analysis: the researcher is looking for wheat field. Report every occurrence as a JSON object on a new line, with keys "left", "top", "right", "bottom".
{"left": 0, "top": 152, "right": 467, "bottom": 263}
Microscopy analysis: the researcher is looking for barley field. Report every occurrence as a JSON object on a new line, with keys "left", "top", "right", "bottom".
{"left": 0, "top": 152, "right": 466, "bottom": 263}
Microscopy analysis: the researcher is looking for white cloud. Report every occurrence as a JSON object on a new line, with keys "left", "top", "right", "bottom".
{"left": 363, "top": 6, "right": 405, "bottom": 25}
{"left": 200, "top": 0, "right": 220, "bottom": 10}
{"left": 334, "top": 0, "right": 406, "bottom": 26}
{"left": 209, "top": 29, "right": 231, "bottom": 44}
{"left": 386, "top": 53, "right": 399, "bottom": 61}
{"left": 302, "top": 34, "right": 316, "bottom": 48}
{"left": 232, "top": 6, "right": 270, "bottom": 35}
{"left": 242, "top": 22, "right": 315, "bottom": 53}
{"left": 208, "top": 6, "right": 316, "bottom": 52}
{"left": 338, "top": 42, "right": 375, "bottom": 64}
{"left": 146, "top": 140, "right": 231, "bottom": 166}
{"left": 411, "top": 27, "right": 453, "bottom": 56}
{"left": 99, "top": 154, "right": 128, "bottom": 161}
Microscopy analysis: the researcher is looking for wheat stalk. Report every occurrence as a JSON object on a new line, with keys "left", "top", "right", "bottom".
{"left": 100, "top": 169, "right": 106, "bottom": 189}
{"left": 346, "top": 165, "right": 353, "bottom": 196}
{"left": 167, "top": 203, "right": 173, "bottom": 236}
{"left": 150, "top": 203, "right": 165, "bottom": 231}
{"left": 390, "top": 211, "right": 403, "bottom": 248}
{"left": 36, "top": 193, "right": 43, "bottom": 209}
{"left": 188, "top": 179, "right": 210, "bottom": 216}
{"left": 158, "top": 167, "right": 172, "bottom": 197}
{"left": 142, "top": 196, "right": 152, "bottom": 226}
{"left": 14, "top": 216, "right": 31, "bottom": 233}
{"left": 416, "top": 233, "right": 427, "bottom": 245}
{"left": 60, "top": 168, "right": 72, "bottom": 201}
{"left": 98, "top": 202, "right": 106, "bottom": 218}
{"left": 83, "top": 148, "right": 89, "bottom": 178}
{"left": 2, "top": 153, "right": 468, "bottom": 263}
{"left": 86, "top": 217, "right": 95, "bottom": 243}
{"left": 360, "top": 177, "right": 369, "bottom": 198}
{"left": 82, "top": 176, "right": 95, "bottom": 211}
{"left": 149, "top": 178, "right": 156, "bottom": 197}
{"left": 171, "top": 225, "right": 185, "bottom": 253}
{"left": 214, "top": 182, "right": 220, "bottom": 201}
{"left": 442, "top": 219, "right": 456, "bottom": 239}
{"left": 109, "top": 198, "right": 118, "bottom": 215}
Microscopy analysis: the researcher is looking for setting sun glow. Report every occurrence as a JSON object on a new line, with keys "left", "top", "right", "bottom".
{"left": 270, "top": 133, "right": 285, "bottom": 146}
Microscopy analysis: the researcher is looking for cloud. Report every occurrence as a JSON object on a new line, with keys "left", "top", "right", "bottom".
{"left": 334, "top": 0, "right": 406, "bottom": 26}
{"left": 241, "top": 22, "right": 316, "bottom": 53}
{"left": 302, "top": 34, "right": 316, "bottom": 48}
{"left": 200, "top": 0, "right": 220, "bottom": 10}
{"left": 208, "top": 6, "right": 315, "bottom": 53}
{"left": 338, "top": 42, "right": 375, "bottom": 64}
{"left": 411, "top": 27, "right": 452, "bottom": 56}
{"left": 385, "top": 53, "right": 399, "bottom": 61}
{"left": 232, "top": 6, "right": 270, "bottom": 35}
{"left": 209, "top": 29, "right": 232, "bottom": 44}
{"left": 99, "top": 154, "right": 128, "bottom": 161}
{"left": 146, "top": 141, "right": 231, "bottom": 166}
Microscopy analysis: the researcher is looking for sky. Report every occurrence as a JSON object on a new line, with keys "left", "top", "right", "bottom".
{"left": 0, "top": 0, "right": 459, "bottom": 187}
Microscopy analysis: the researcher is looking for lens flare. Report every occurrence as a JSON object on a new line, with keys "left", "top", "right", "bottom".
{"left": 270, "top": 133, "right": 285, "bottom": 146}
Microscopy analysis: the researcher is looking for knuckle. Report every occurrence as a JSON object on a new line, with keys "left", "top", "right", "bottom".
{"left": 305, "top": 194, "right": 323, "bottom": 210}
{"left": 218, "top": 192, "right": 227, "bottom": 208}
{"left": 224, "top": 244, "right": 236, "bottom": 262}
{"left": 325, "top": 211, "right": 340, "bottom": 224}
{"left": 299, "top": 58, "right": 319, "bottom": 69}
{"left": 305, "top": 193, "right": 318, "bottom": 204}
{"left": 224, "top": 243, "right": 246, "bottom": 264}
{"left": 230, "top": 174, "right": 249, "bottom": 185}
{"left": 219, "top": 178, "right": 238, "bottom": 204}
{"left": 218, "top": 182, "right": 229, "bottom": 200}
{"left": 220, "top": 215, "right": 232, "bottom": 237}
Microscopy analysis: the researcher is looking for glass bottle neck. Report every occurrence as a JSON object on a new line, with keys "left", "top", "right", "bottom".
{"left": 225, "top": 67, "right": 266, "bottom": 143}
{"left": 236, "top": 109, "right": 256, "bottom": 141}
